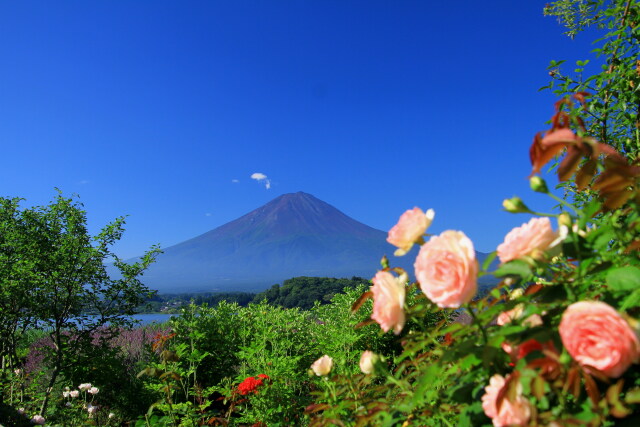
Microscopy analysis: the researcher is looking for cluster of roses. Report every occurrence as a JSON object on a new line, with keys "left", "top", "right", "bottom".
{"left": 61, "top": 382, "right": 109, "bottom": 419}
{"left": 368, "top": 197, "right": 640, "bottom": 426}
{"left": 237, "top": 374, "right": 270, "bottom": 396}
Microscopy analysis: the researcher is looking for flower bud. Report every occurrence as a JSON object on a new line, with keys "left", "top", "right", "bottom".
{"left": 359, "top": 350, "right": 379, "bottom": 374}
{"left": 558, "top": 212, "right": 572, "bottom": 228}
{"left": 311, "top": 355, "right": 333, "bottom": 376}
{"left": 502, "top": 197, "right": 532, "bottom": 214}
{"left": 530, "top": 176, "right": 549, "bottom": 193}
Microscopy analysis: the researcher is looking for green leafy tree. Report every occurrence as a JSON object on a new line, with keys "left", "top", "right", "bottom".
{"left": 543, "top": 0, "right": 640, "bottom": 158}
{"left": 0, "top": 192, "right": 161, "bottom": 415}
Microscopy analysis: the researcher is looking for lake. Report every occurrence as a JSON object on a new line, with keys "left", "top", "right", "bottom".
{"left": 132, "top": 313, "right": 174, "bottom": 325}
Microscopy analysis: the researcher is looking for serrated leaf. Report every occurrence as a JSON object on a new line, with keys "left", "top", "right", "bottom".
{"left": 606, "top": 266, "right": 640, "bottom": 292}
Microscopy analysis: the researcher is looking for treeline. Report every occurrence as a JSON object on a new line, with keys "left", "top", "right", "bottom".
{"left": 142, "top": 276, "right": 370, "bottom": 312}
{"left": 252, "top": 276, "right": 369, "bottom": 310}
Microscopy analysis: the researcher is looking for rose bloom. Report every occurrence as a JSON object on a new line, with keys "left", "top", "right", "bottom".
{"left": 359, "top": 350, "right": 378, "bottom": 374}
{"left": 30, "top": 415, "right": 46, "bottom": 425}
{"left": 311, "top": 355, "right": 333, "bottom": 376}
{"left": 497, "top": 305, "right": 543, "bottom": 327}
{"left": 78, "top": 383, "right": 92, "bottom": 391}
{"left": 371, "top": 270, "right": 406, "bottom": 334}
{"left": 87, "top": 404, "right": 98, "bottom": 415}
{"left": 482, "top": 374, "right": 531, "bottom": 427}
{"left": 387, "top": 207, "right": 435, "bottom": 256}
{"left": 69, "top": 390, "right": 79, "bottom": 398}
{"left": 88, "top": 386, "right": 99, "bottom": 395}
{"left": 497, "top": 217, "right": 557, "bottom": 263}
{"left": 414, "top": 230, "right": 478, "bottom": 308}
{"left": 559, "top": 301, "right": 640, "bottom": 378}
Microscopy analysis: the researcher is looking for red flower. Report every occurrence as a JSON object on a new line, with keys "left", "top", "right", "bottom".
{"left": 237, "top": 374, "right": 270, "bottom": 395}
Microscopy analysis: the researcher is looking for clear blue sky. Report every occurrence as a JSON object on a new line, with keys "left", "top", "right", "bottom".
{"left": 1, "top": 1, "right": 599, "bottom": 258}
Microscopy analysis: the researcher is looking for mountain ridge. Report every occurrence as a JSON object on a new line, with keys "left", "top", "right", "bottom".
{"left": 136, "top": 192, "right": 491, "bottom": 293}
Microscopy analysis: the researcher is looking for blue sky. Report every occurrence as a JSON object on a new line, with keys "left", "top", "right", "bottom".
{"left": 1, "top": 1, "right": 599, "bottom": 258}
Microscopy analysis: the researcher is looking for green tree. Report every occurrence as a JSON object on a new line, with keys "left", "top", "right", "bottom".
{"left": 543, "top": 0, "right": 640, "bottom": 158}
{"left": 0, "top": 192, "right": 161, "bottom": 415}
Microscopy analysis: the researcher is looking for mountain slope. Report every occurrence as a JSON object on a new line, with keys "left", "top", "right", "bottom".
{"left": 140, "top": 192, "right": 395, "bottom": 292}
{"left": 138, "top": 192, "right": 493, "bottom": 293}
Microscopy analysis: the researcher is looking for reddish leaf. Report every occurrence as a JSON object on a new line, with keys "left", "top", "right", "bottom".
{"left": 305, "top": 403, "right": 330, "bottom": 414}
{"left": 581, "top": 370, "right": 601, "bottom": 406}
{"left": 558, "top": 146, "right": 583, "bottom": 182}
{"left": 351, "top": 290, "right": 373, "bottom": 313}
{"left": 604, "top": 190, "right": 634, "bottom": 211}
{"left": 624, "top": 240, "right": 640, "bottom": 253}
{"left": 575, "top": 159, "right": 597, "bottom": 190}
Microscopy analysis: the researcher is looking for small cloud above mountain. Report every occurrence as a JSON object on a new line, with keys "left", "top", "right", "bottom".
{"left": 251, "top": 172, "right": 271, "bottom": 189}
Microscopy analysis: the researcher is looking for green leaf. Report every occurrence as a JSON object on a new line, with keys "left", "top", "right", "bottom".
{"left": 482, "top": 252, "right": 497, "bottom": 272}
{"left": 494, "top": 259, "right": 532, "bottom": 279}
{"left": 606, "top": 266, "right": 640, "bottom": 292}
{"left": 620, "top": 289, "right": 640, "bottom": 311}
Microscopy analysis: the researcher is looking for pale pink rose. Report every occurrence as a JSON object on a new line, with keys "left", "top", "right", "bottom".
{"left": 78, "top": 383, "right": 92, "bottom": 391}
{"left": 359, "top": 350, "right": 378, "bottom": 374}
{"left": 497, "top": 217, "right": 558, "bottom": 263}
{"left": 88, "top": 386, "right": 99, "bottom": 395}
{"left": 311, "top": 355, "right": 333, "bottom": 376}
{"left": 371, "top": 270, "right": 406, "bottom": 334}
{"left": 414, "top": 230, "right": 478, "bottom": 308}
{"left": 497, "top": 305, "right": 543, "bottom": 327}
{"left": 481, "top": 374, "right": 531, "bottom": 427}
{"left": 87, "top": 404, "right": 98, "bottom": 415}
{"left": 69, "top": 390, "right": 79, "bottom": 398}
{"left": 387, "top": 208, "right": 434, "bottom": 256}
{"left": 559, "top": 301, "right": 640, "bottom": 378}
{"left": 30, "top": 415, "right": 46, "bottom": 425}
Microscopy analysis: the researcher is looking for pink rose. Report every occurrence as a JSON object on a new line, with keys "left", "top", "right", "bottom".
{"left": 387, "top": 207, "right": 434, "bottom": 256}
{"left": 311, "top": 355, "right": 333, "bottom": 376}
{"left": 497, "top": 217, "right": 558, "bottom": 263}
{"left": 559, "top": 301, "right": 640, "bottom": 378}
{"left": 482, "top": 374, "right": 531, "bottom": 427}
{"left": 371, "top": 270, "right": 406, "bottom": 334}
{"left": 30, "top": 415, "right": 46, "bottom": 425}
{"left": 414, "top": 230, "right": 478, "bottom": 308}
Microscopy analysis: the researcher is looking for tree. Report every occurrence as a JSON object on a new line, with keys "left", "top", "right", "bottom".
{"left": 543, "top": 0, "right": 640, "bottom": 158}
{"left": 0, "top": 192, "right": 161, "bottom": 414}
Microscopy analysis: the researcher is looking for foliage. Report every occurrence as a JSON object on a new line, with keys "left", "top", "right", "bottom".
{"left": 542, "top": 0, "right": 640, "bottom": 160}
{"left": 134, "top": 286, "right": 413, "bottom": 426}
{"left": 0, "top": 192, "right": 160, "bottom": 417}
{"left": 253, "top": 276, "right": 369, "bottom": 310}
{"left": 305, "top": 3, "right": 640, "bottom": 423}
{"left": 141, "top": 292, "right": 256, "bottom": 313}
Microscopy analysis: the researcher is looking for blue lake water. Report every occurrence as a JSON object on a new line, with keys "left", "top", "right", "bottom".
{"left": 131, "top": 313, "right": 174, "bottom": 325}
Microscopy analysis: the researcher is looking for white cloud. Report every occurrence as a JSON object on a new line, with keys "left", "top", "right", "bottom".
{"left": 250, "top": 172, "right": 271, "bottom": 189}
{"left": 231, "top": 179, "right": 239, "bottom": 183}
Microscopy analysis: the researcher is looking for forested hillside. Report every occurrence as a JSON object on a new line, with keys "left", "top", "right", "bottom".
{"left": 251, "top": 276, "right": 369, "bottom": 310}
